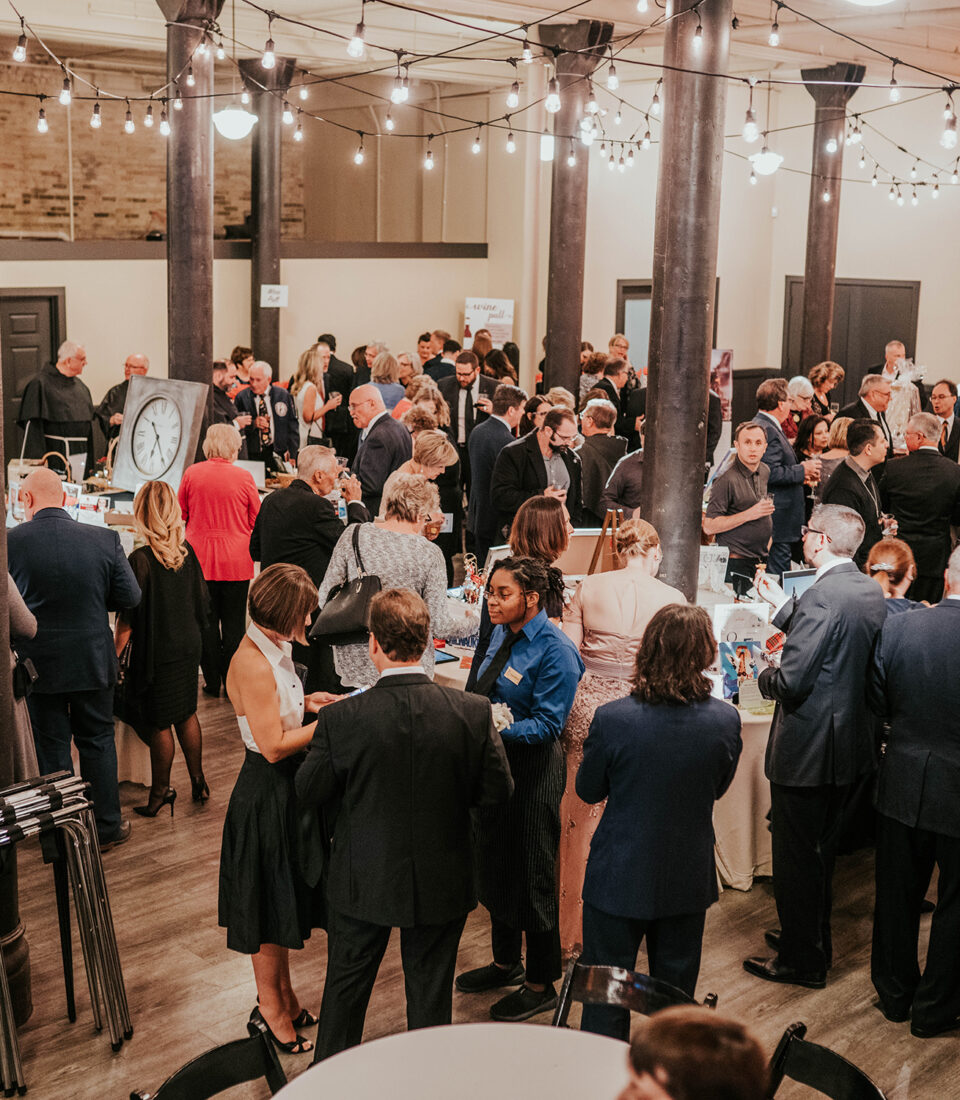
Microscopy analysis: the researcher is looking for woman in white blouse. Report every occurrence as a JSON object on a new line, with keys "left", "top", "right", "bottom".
{"left": 289, "top": 344, "right": 343, "bottom": 450}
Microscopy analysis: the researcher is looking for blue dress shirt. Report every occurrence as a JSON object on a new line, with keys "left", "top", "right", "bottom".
{"left": 476, "top": 609, "right": 584, "bottom": 745}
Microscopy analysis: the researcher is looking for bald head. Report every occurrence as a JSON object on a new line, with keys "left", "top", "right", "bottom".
{"left": 124, "top": 354, "right": 149, "bottom": 379}
{"left": 21, "top": 468, "right": 65, "bottom": 519}
{"left": 348, "top": 383, "right": 386, "bottom": 429}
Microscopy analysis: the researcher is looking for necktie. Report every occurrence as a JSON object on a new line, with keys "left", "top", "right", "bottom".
{"left": 470, "top": 628, "right": 523, "bottom": 698}
{"left": 257, "top": 395, "right": 271, "bottom": 449}
{"left": 941, "top": 421, "right": 949, "bottom": 451}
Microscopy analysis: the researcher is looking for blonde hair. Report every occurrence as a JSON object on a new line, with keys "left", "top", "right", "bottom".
{"left": 808, "top": 360, "right": 845, "bottom": 389}
{"left": 382, "top": 471, "right": 440, "bottom": 522}
{"left": 545, "top": 386, "right": 576, "bottom": 411}
{"left": 414, "top": 386, "right": 451, "bottom": 428}
{"left": 134, "top": 481, "right": 188, "bottom": 571}
{"left": 827, "top": 416, "right": 853, "bottom": 451}
{"left": 203, "top": 422, "right": 242, "bottom": 460}
{"left": 372, "top": 352, "right": 400, "bottom": 385}
{"left": 616, "top": 517, "right": 660, "bottom": 560}
{"left": 413, "top": 429, "right": 458, "bottom": 470}
{"left": 289, "top": 344, "right": 324, "bottom": 398}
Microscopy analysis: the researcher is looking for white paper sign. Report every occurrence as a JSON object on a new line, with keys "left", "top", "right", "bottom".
{"left": 463, "top": 298, "right": 514, "bottom": 349}
{"left": 260, "top": 284, "right": 288, "bottom": 308}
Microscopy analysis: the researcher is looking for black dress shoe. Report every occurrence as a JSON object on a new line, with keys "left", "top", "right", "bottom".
{"left": 743, "top": 956, "right": 826, "bottom": 989}
{"left": 489, "top": 983, "right": 557, "bottom": 1022}
{"left": 455, "top": 962, "right": 524, "bottom": 994}
{"left": 875, "top": 999, "right": 910, "bottom": 1023}
{"left": 100, "top": 819, "right": 132, "bottom": 851}
{"left": 911, "top": 1017, "right": 960, "bottom": 1039}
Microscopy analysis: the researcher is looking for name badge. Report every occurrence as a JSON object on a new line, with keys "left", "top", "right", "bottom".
{"left": 504, "top": 667, "right": 523, "bottom": 685}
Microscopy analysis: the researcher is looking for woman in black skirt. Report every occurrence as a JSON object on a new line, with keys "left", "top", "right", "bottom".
{"left": 219, "top": 564, "right": 342, "bottom": 1055}
{"left": 114, "top": 481, "right": 210, "bottom": 816}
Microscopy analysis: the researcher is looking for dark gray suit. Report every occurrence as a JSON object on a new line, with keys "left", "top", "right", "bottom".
{"left": 758, "top": 562, "right": 886, "bottom": 974}
{"left": 352, "top": 412, "right": 413, "bottom": 516}
{"left": 868, "top": 599, "right": 960, "bottom": 1028}
{"left": 467, "top": 415, "right": 515, "bottom": 562}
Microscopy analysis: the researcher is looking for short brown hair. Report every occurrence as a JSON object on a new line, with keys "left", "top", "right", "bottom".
{"left": 734, "top": 420, "right": 766, "bottom": 442}
{"left": 628, "top": 1006, "right": 768, "bottom": 1100}
{"left": 509, "top": 496, "right": 569, "bottom": 563}
{"left": 543, "top": 406, "right": 576, "bottom": 434}
{"left": 756, "top": 377, "right": 788, "bottom": 411}
{"left": 632, "top": 604, "right": 715, "bottom": 705}
{"left": 808, "top": 360, "right": 845, "bottom": 389}
{"left": 248, "top": 563, "right": 318, "bottom": 638}
{"left": 369, "top": 588, "right": 430, "bottom": 661}
{"left": 230, "top": 345, "right": 253, "bottom": 366}
{"left": 401, "top": 407, "right": 438, "bottom": 434}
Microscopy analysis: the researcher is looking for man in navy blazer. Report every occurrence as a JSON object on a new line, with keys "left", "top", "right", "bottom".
{"left": 8, "top": 468, "right": 141, "bottom": 847}
{"left": 752, "top": 377, "right": 822, "bottom": 578}
{"left": 349, "top": 384, "right": 412, "bottom": 516}
{"left": 868, "top": 551, "right": 960, "bottom": 1037}
{"left": 234, "top": 361, "right": 299, "bottom": 467}
{"left": 744, "top": 504, "right": 886, "bottom": 990}
{"left": 467, "top": 384, "right": 526, "bottom": 564}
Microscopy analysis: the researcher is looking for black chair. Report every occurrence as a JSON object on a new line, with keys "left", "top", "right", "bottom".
{"left": 551, "top": 955, "right": 718, "bottom": 1028}
{"left": 129, "top": 1021, "right": 287, "bottom": 1100}
{"left": 768, "top": 1022, "right": 887, "bottom": 1099}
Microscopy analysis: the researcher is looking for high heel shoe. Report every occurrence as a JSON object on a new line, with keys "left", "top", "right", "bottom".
{"left": 133, "top": 787, "right": 176, "bottom": 818}
{"left": 248, "top": 1006, "right": 312, "bottom": 1054}
{"left": 190, "top": 774, "right": 210, "bottom": 804}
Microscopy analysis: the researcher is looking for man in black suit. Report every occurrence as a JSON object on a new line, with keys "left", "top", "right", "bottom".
{"left": 930, "top": 379, "right": 960, "bottom": 462}
{"left": 491, "top": 406, "right": 583, "bottom": 541}
{"left": 438, "top": 350, "right": 498, "bottom": 488}
{"left": 743, "top": 504, "right": 886, "bottom": 988}
{"left": 577, "top": 399, "right": 627, "bottom": 525}
{"left": 317, "top": 334, "right": 357, "bottom": 461}
{"left": 820, "top": 420, "right": 888, "bottom": 569}
{"left": 420, "top": 328, "right": 449, "bottom": 379}
{"left": 424, "top": 337, "right": 460, "bottom": 384}
{"left": 593, "top": 357, "right": 631, "bottom": 438}
{"left": 296, "top": 588, "right": 513, "bottom": 1061}
{"left": 467, "top": 384, "right": 526, "bottom": 564}
{"left": 868, "top": 548, "right": 960, "bottom": 1037}
{"left": 880, "top": 412, "right": 960, "bottom": 603}
{"left": 9, "top": 468, "right": 141, "bottom": 848}
{"left": 838, "top": 376, "right": 894, "bottom": 469}
{"left": 350, "top": 384, "right": 413, "bottom": 516}
{"left": 234, "top": 361, "right": 299, "bottom": 468}
{"left": 867, "top": 338, "right": 927, "bottom": 409}
{"left": 211, "top": 360, "right": 251, "bottom": 459}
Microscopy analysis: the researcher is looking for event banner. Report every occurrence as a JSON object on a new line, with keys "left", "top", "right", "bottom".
{"left": 463, "top": 298, "right": 514, "bottom": 349}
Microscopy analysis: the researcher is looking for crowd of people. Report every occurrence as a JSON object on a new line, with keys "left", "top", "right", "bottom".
{"left": 6, "top": 326, "right": 960, "bottom": 1088}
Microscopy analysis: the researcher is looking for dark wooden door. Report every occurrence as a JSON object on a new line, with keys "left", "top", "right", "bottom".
{"left": 782, "top": 277, "right": 920, "bottom": 408}
{"left": 0, "top": 289, "right": 66, "bottom": 465}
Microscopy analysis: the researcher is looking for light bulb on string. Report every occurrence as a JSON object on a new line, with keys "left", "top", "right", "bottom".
{"left": 37, "top": 103, "right": 47, "bottom": 133}
{"left": 424, "top": 139, "right": 434, "bottom": 170}
{"left": 911, "top": 188, "right": 919, "bottom": 206}
{"left": 825, "top": 135, "right": 838, "bottom": 154}
{"left": 872, "top": 170, "right": 878, "bottom": 187}
{"left": 637, "top": 0, "right": 648, "bottom": 11}
{"left": 888, "top": 61, "right": 899, "bottom": 102}
{"left": 400, "top": 67, "right": 410, "bottom": 102}
{"left": 945, "top": 93, "right": 956, "bottom": 120}
{"left": 506, "top": 130, "right": 516, "bottom": 154}
{"left": 693, "top": 9, "right": 703, "bottom": 49}
{"left": 346, "top": 17, "right": 365, "bottom": 59}
{"left": 391, "top": 75, "right": 404, "bottom": 104}
{"left": 614, "top": 108, "right": 622, "bottom": 126}
{"left": 282, "top": 100, "right": 294, "bottom": 126}
{"left": 354, "top": 135, "right": 364, "bottom": 163}
{"left": 852, "top": 117, "right": 862, "bottom": 143}
{"left": 300, "top": 83, "right": 309, "bottom": 101}
{"left": 217, "top": 40, "right": 226, "bottom": 61}
{"left": 159, "top": 107, "right": 170, "bottom": 136}
{"left": 586, "top": 82, "right": 599, "bottom": 115}
{"left": 185, "top": 64, "right": 195, "bottom": 88}
{"left": 743, "top": 82, "right": 759, "bottom": 143}
{"left": 749, "top": 140, "right": 783, "bottom": 176}
{"left": 385, "top": 109, "right": 395, "bottom": 132}
{"left": 953, "top": 160, "right": 959, "bottom": 184}
{"left": 195, "top": 34, "right": 208, "bottom": 57}
{"left": 13, "top": 18, "right": 26, "bottom": 63}
{"left": 642, "top": 119, "right": 651, "bottom": 149}
{"left": 545, "top": 77, "right": 561, "bottom": 114}
{"left": 932, "top": 175, "right": 940, "bottom": 197}
{"left": 90, "top": 98, "right": 101, "bottom": 129}
{"left": 567, "top": 142, "right": 576, "bottom": 167}
{"left": 888, "top": 185, "right": 896, "bottom": 201}
{"left": 472, "top": 127, "right": 482, "bottom": 155}
{"left": 607, "top": 55, "right": 619, "bottom": 92}
{"left": 910, "top": 160, "right": 918, "bottom": 180}
{"left": 124, "top": 101, "right": 135, "bottom": 134}
{"left": 821, "top": 185, "right": 831, "bottom": 203}
{"left": 608, "top": 150, "right": 616, "bottom": 171}
{"left": 144, "top": 102, "right": 154, "bottom": 128}
{"left": 627, "top": 147, "right": 635, "bottom": 166}
{"left": 618, "top": 152, "right": 626, "bottom": 172}
{"left": 521, "top": 37, "right": 533, "bottom": 64}
{"left": 506, "top": 80, "right": 520, "bottom": 110}
{"left": 749, "top": 168, "right": 757, "bottom": 185}
{"left": 599, "top": 140, "right": 607, "bottom": 156}
{"left": 294, "top": 112, "right": 304, "bottom": 142}
{"left": 59, "top": 70, "right": 72, "bottom": 106}
{"left": 174, "top": 84, "right": 183, "bottom": 110}
{"left": 941, "top": 116, "right": 958, "bottom": 150}
{"left": 897, "top": 188, "right": 905, "bottom": 207}
{"left": 240, "top": 89, "right": 251, "bottom": 105}
{"left": 650, "top": 80, "right": 661, "bottom": 116}
{"left": 580, "top": 125, "right": 594, "bottom": 147}
{"left": 768, "top": 13, "right": 780, "bottom": 47}
{"left": 858, "top": 151, "right": 865, "bottom": 169}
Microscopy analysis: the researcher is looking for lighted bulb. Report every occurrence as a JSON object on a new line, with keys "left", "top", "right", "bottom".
{"left": 932, "top": 177, "right": 940, "bottom": 198}
{"left": 821, "top": 187, "right": 831, "bottom": 203}
{"left": 637, "top": 0, "right": 648, "bottom": 11}
{"left": 567, "top": 146, "right": 576, "bottom": 167}
{"left": 354, "top": 141, "right": 364, "bottom": 164}
{"left": 897, "top": 192, "right": 905, "bottom": 207}
{"left": 941, "top": 117, "right": 958, "bottom": 150}
{"left": 185, "top": 65, "right": 195, "bottom": 88}
{"left": 521, "top": 38, "right": 533, "bottom": 64}
{"left": 627, "top": 147, "right": 634, "bottom": 167}
{"left": 124, "top": 107, "right": 135, "bottom": 134}
{"left": 642, "top": 129, "right": 651, "bottom": 149}
{"left": 294, "top": 118, "right": 303, "bottom": 142}
{"left": 195, "top": 36, "right": 208, "bottom": 57}
{"left": 400, "top": 73, "right": 410, "bottom": 102}
{"left": 614, "top": 109, "right": 622, "bottom": 126}
{"left": 37, "top": 106, "right": 48, "bottom": 133}
{"left": 391, "top": 76, "right": 404, "bottom": 104}
{"left": 852, "top": 122, "right": 862, "bottom": 143}
{"left": 506, "top": 81, "right": 520, "bottom": 110}
{"left": 472, "top": 131, "right": 482, "bottom": 154}
{"left": 282, "top": 101, "right": 294, "bottom": 125}
{"left": 693, "top": 21, "right": 703, "bottom": 49}
{"left": 825, "top": 136, "right": 837, "bottom": 154}
{"left": 424, "top": 148, "right": 434, "bottom": 170}
{"left": 144, "top": 103, "right": 154, "bottom": 128}
{"left": 174, "top": 87, "right": 183, "bottom": 110}
{"left": 618, "top": 154, "right": 626, "bottom": 172}
{"left": 217, "top": 42, "right": 226, "bottom": 60}
{"left": 90, "top": 102, "right": 101, "bottom": 129}
{"left": 889, "top": 76, "right": 899, "bottom": 102}
{"left": 749, "top": 169, "right": 757, "bottom": 185}
{"left": 742, "top": 108, "right": 759, "bottom": 144}
{"left": 347, "top": 22, "right": 365, "bottom": 59}
{"left": 910, "top": 161, "right": 918, "bottom": 180}
{"left": 262, "top": 36, "right": 276, "bottom": 68}
{"left": 385, "top": 111, "right": 395, "bottom": 132}
{"left": 586, "top": 84, "right": 598, "bottom": 114}
{"left": 871, "top": 171, "right": 878, "bottom": 187}
{"left": 545, "top": 78, "right": 561, "bottom": 114}
{"left": 300, "top": 85, "right": 309, "bottom": 101}
{"left": 952, "top": 167, "right": 958, "bottom": 184}
{"left": 888, "top": 186, "right": 896, "bottom": 201}
{"left": 160, "top": 109, "right": 170, "bottom": 136}
{"left": 600, "top": 141, "right": 607, "bottom": 156}
{"left": 59, "top": 74, "right": 71, "bottom": 106}
{"left": 506, "top": 132, "right": 516, "bottom": 153}
{"left": 241, "top": 90, "right": 251, "bottom": 106}
{"left": 579, "top": 127, "right": 594, "bottom": 147}
{"left": 650, "top": 86, "right": 661, "bottom": 116}
{"left": 607, "top": 63, "right": 619, "bottom": 92}
{"left": 13, "top": 33, "right": 26, "bottom": 63}
{"left": 911, "top": 189, "right": 919, "bottom": 206}
{"left": 608, "top": 152, "right": 616, "bottom": 171}
{"left": 859, "top": 153, "right": 865, "bottom": 169}
{"left": 768, "top": 19, "right": 780, "bottom": 47}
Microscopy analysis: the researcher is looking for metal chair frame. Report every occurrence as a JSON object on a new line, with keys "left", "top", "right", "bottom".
{"left": 767, "top": 1022, "right": 887, "bottom": 1099}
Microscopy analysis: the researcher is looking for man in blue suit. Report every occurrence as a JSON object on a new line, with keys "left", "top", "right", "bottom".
{"left": 349, "top": 384, "right": 412, "bottom": 517}
{"left": 868, "top": 546, "right": 960, "bottom": 1038}
{"left": 234, "top": 360, "right": 299, "bottom": 468}
{"left": 9, "top": 468, "right": 141, "bottom": 848}
{"left": 467, "top": 384, "right": 525, "bottom": 565}
{"left": 752, "top": 377, "right": 822, "bottom": 578}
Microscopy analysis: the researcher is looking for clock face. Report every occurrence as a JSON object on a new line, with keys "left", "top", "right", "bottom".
{"left": 131, "top": 396, "right": 183, "bottom": 478}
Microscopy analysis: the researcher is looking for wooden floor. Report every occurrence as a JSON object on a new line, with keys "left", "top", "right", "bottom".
{"left": 14, "top": 690, "right": 960, "bottom": 1099}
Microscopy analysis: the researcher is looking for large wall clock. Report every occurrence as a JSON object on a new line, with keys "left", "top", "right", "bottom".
{"left": 112, "top": 376, "right": 209, "bottom": 493}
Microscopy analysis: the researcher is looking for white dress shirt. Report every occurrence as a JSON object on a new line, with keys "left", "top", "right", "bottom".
{"left": 360, "top": 408, "right": 388, "bottom": 442}
{"left": 457, "top": 378, "right": 481, "bottom": 444}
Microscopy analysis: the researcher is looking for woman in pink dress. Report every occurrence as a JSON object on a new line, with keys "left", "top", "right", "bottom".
{"left": 557, "top": 519, "right": 685, "bottom": 958}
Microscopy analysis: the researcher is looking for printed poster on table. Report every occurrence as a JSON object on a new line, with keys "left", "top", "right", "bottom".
{"left": 463, "top": 298, "right": 514, "bottom": 349}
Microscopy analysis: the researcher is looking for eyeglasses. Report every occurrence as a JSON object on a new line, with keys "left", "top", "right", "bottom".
{"left": 551, "top": 431, "right": 577, "bottom": 445}
{"left": 348, "top": 398, "right": 374, "bottom": 410}
{"left": 801, "top": 525, "right": 832, "bottom": 542}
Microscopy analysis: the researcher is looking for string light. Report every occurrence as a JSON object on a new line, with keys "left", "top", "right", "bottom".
{"left": 472, "top": 127, "right": 482, "bottom": 154}
{"left": 586, "top": 82, "right": 599, "bottom": 115}
{"left": 424, "top": 137, "right": 434, "bottom": 170}
{"left": 942, "top": 115, "right": 958, "bottom": 149}
{"left": 871, "top": 169, "right": 878, "bottom": 186}
{"left": 354, "top": 134, "right": 364, "bottom": 163}
{"left": 90, "top": 98, "right": 101, "bottom": 129}
{"left": 858, "top": 151, "right": 865, "bottom": 169}
{"left": 614, "top": 108, "right": 622, "bottom": 125}
{"left": 642, "top": 124, "right": 651, "bottom": 149}
{"left": 618, "top": 152, "right": 626, "bottom": 172}
{"left": 606, "top": 51, "right": 619, "bottom": 92}
{"left": 262, "top": 13, "right": 276, "bottom": 68}
{"left": 282, "top": 100, "right": 294, "bottom": 125}
{"left": 295, "top": 111, "right": 304, "bottom": 142}
{"left": 506, "top": 79, "right": 520, "bottom": 110}
{"left": 173, "top": 84, "right": 183, "bottom": 110}
{"left": 953, "top": 160, "right": 959, "bottom": 184}
{"left": 521, "top": 37, "right": 533, "bottom": 64}
{"left": 851, "top": 117, "right": 862, "bottom": 143}
{"left": 821, "top": 184, "right": 831, "bottom": 202}
{"left": 910, "top": 159, "right": 918, "bottom": 179}
{"left": 600, "top": 141, "right": 607, "bottom": 156}
{"left": 400, "top": 66, "right": 410, "bottom": 102}
{"left": 608, "top": 150, "right": 616, "bottom": 171}
{"left": 897, "top": 187, "right": 905, "bottom": 206}
{"left": 693, "top": 7, "right": 704, "bottom": 49}
{"left": 749, "top": 168, "right": 757, "bottom": 185}
{"left": 144, "top": 102, "right": 154, "bottom": 128}
{"left": 195, "top": 34, "right": 208, "bottom": 57}
{"left": 385, "top": 109, "right": 395, "bottom": 131}
{"left": 185, "top": 64, "right": 196, "bottom": 88}
{"left": 769, "top": 5, "right": 781, "bottom": 48}
{"left": 911, "top": 187, "right": 919, "bottom": 206}
{"left": 506, "top": 130, "right": 516, "bottom": 153}
{"left": 825, "top": 135, "right": 838, "bottom": 154}
{"left": 650, "top": 80, "right": 662, "bottom": 116}
{"left": 347, "top": 17, "right": 365, "bottom": 59}
{"left": 888, "top": 61, "right": 900, "bottom": 102}
{"left": 59, "top": 69, "right": 71, "bottom": 106}
{"left": 750, "top": 141, "right": 783, "bottom": 176}
{"left": 124, "top": 100, "right": 135, "bottom": 134}
{"left": 217, "top": 40, "right": 226, "bottom": 61}
{"left": 888, "top": 184, "right": 896, "bottom": 201}
{"left": 37, "top": 103, "right": 47, "bottom": 133}
{"left": 300, "top": 82, "right": 309, "bottom": 101}
{"left": 545, "top": 76, "right": 561, "bottom": 114}
{"left": 159, "top": 106, "right": 170, "bottom": 136}
{"left": 391, "top": 57, "right": 405, "bottom": 104}
{"left": 240, "top": 89, "right": 251, "bottom": 105}
{"left": 627, "top": 147, "right": 635, "bottom": 166}
{"left": 13, "top": 18, "right": 26, "bottom": 63}
{"left": 742, "top": 83, "right": 759, "bottom": 144}
{"left": 567, "top": 141, "right": 576, "bottom": 167}
{"left": 637, "top": 0, "right": 649, "bottom": 11}
{"left": 932, "top": 175, "right": 940, "bottom": 197}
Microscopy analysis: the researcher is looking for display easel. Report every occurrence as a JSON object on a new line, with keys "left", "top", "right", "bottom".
{"left": 587, "top": 508, "right": 623, "bottom": 575}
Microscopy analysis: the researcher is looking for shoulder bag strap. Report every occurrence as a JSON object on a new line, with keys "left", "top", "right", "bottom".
{"left": 352, "top": 521, "right": 367, "bottom": 577}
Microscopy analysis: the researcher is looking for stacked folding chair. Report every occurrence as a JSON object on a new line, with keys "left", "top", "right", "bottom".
{"left": 0, "top": 772, "right": 133, "bottom": 1094}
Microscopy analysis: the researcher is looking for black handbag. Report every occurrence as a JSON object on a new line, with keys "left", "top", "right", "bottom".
{"left": 309, "top": 524, "right": 381, "bottom": 646}
{"left": 112, "top": 640, "right": 142, "bottom": 724}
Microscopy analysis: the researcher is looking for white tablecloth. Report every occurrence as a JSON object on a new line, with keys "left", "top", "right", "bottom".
{"left": 276, "top": 1023, "right": 629, "bottom": 1099}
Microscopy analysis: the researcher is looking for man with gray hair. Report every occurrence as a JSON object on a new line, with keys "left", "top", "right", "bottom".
{"left": 234, "top": 359, "right": 299, "bottom": 467}
{"left": 867, "top": 544, "right": 960, "bottom": 1036}
{"left": 880, "top": 412, "right": 960, "bottom": 602}
{"left": 867, "top": 337, "right": 927, "bottom": 408}
{"left": 17, "top": 339, "right": 95, "bottom": 477}
{"left": 838, "top": 375, "right": 894, "bottom": 465}
{"left": 743, "top": 503, "right": 886, "bottom": 989}
{"left": 94, "top": 352, "right": 149, "bottom": 447}
{"left": 577, "top": 399, "right": 626, "bottom": 525}
{"left": 350, "top": 383, "right": 413, "bottom": 515}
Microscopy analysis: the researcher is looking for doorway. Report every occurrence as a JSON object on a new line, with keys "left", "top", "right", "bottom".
{"left": 615, "top": 279, "right": 720, "bottom": 377}
{"left": 781, "top": 277, "right": 920, "bottom": 407}
{"left": 0, "top": 288, "right": 66, "bottom": 466}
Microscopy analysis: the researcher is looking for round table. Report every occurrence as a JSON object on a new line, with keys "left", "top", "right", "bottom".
{"left": 276, "top": 1023, "right": 630, "bottom": 1098}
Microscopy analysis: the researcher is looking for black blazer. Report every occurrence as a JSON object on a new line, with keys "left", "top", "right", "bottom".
{"left": 352, "top": 413, "right": 413, "bottom": 516}
{"left": 623, "top": 389, "right": 721, "bottom": 465}
{"left": 8, "top": 507, "right": 141, "bottom": 693}
{"left": 438, "top": 374, "right": 497, "bottom": 442}
{"left": 593, "top": 377, "right": 631, "bottom": 436}
{"left": 820, "top": 460, "right": 882, "bottom": 569}
{"left": 940, "top": 416, "right": 960, "bottom": 462}
{"left": 234, "top": 384, "right": 300, "bottom": 462}
{"left": 868, "top": 600, "right": 960, "bottom": 838}
{"left": 248, "top": 479, "right": 369, "bottom": 587}
{"left": 837, "top": 399, "right": 894, "bottom": 462}
{"left": 880, "top": 449, "right": 960, "bottom": 577}
{"left": 323, "top": 355, "right": 356, "bottom": 440}
{"left": 295, "top": 672, "right": 513, "bottom": 926}
{"left": 758, "top": 562, "right": 887, "bottom": 787}
{"left": 467, "top": 415, "right": 515, "bottom": 550}
{"left": 577, "top": 695, "right": 741, "bottom": 919}
{"left": 490, "top": 430, "right": 583, "bottom": 537}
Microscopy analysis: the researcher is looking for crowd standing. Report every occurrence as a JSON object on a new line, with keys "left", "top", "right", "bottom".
{"left": 7, "top": 328, "right": 960, "bottom": 1086}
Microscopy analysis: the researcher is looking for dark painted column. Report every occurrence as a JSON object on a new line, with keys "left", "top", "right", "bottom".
{"left": 240, "top": 57, "right": 296, "bottom": 374}
{"left": 640, "top": 0, "right": 732, "bottom": 600}
{"left": 538, "top": 21, "right": 612, "bottom": 396}
{"left": 799, "top": 64, "right": 864, "bottom": 370}
{"left": 157, "top": 0, "right": 223, "bottom": 413}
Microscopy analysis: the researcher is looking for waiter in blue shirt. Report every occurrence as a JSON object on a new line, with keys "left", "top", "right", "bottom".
{"left": 456, "top": 556, "right": 583, "bottom": 1022}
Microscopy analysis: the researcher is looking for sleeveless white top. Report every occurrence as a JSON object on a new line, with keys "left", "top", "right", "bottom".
{"left": 236, "top": 622, "right": 305, "bottom": 755}
{"left": 295, "top": 381, "right": 324, "bottom": 450}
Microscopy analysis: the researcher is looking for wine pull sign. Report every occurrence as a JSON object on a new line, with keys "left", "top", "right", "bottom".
{"left": 260, "top": 284, "right": 288, "bottom": 308}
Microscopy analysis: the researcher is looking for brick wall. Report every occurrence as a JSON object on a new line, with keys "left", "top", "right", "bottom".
{"left": 0, "top": 54, "right": 304, "bottom": 240}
